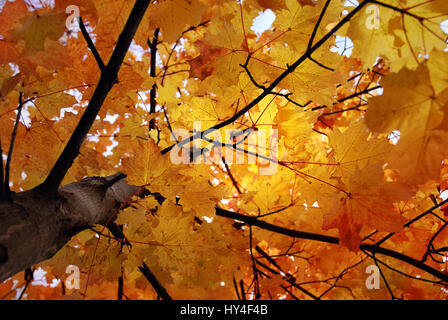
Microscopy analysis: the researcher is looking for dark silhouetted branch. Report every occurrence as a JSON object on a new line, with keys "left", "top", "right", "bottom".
{"left": 215, "top": 207, "right": 448, "bottom": 283}
{"left": 161, "top": 1, "right": 370, "bottom": 155}
{"left": 216, "top": 207, "right": 339, "bottom": 244}
{"left": 118, "top": 269, "right": 123, "bottom": 300}
{"left": 36, "top": 0, "right": 151, "bottom": 194}
{"left": 79, "top": 17, "right": 106, "bottom": 72}
{"left": 138, "top": 262, "right": 172, "bottom": 300}
{"left": 307, "top": 0, "right": 332, "bottom": 50}
{"left": 18, "top": 267, "right": 34, "bottom": 300}
{"left": 148, "top": 28, "right": 160, "bottom": 115}
{"left": 376, "top": 197, "right": 448, "bottom": 246}
{"left": 104, "top": 172, "right": 127, "bottom": 190}
{"left": 4, "top": 92, "right": 24, "bottom": 199}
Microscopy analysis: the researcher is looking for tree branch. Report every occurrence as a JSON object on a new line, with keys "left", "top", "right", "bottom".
{"left": 148, "top": 28, "right": 160, "bottom": 115}
{"left": 103, "top": 172, "right": 127, "bottom": 190}
{"left": 161, "top": 1, "right": 370, "bottom": 155}
{"left": 255, "top": 245, "right": 319, "bottom": 300}
{"left": 4, "top": 92, "right": 24, "bottom": 199}
{"left": 117, "top": 269, "right": 124, "bottom": 300}
{"left": 18, "top": 267, "right": 34, "bottom": 300}
{"left": 215, "top": 207, "right": 448, "bottom": 283}
{"left": 138, "top": 261, "right": 172, "bottom": 300}
{"left": 376, "top": 197, "right": 448, "bottom": 246}
{"left": 360, "top": 244, "right": 448, "bottom": 283}
{"left": 307, "top": 0, "right": 332, "bottom": 50}
{"left": 79, "top": 17, "right": 106, "bottom": 72}
{"left": 216, "top": 207, "right": 339, "bottom": 244}
{"left": 35, "top": 0, "right": 151, "bottom": 194}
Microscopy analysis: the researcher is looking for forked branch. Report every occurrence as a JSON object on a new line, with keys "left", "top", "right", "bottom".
{"left": 35, "top": 0, "right": 151, "bottom": 194}
{"left": 79, "top": 17, "right": 106, "bottom": 72}
{"left": 161, "top": 0, "right": 370, "bottom": 155}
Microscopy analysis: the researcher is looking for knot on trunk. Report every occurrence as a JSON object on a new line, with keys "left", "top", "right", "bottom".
{"left": 58, "top": 172, "right": 140, "bottom": 227}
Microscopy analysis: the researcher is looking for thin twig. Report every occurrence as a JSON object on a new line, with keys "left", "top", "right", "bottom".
{"left": 233, "top": 276, "right": 241, "bottom": 300}
{"left": 79, "top": 17, "right": 106, "bottom": 72}
{"left": 18, "top": 267, "right": 34, "bottom": 300}
{"left": 281, "top": 285, "right": 300, "bottom": 300}
{"left": 371, "top": 253, "right": 400, "bottom": 300}
{"left": 248, "top": 225, "right": 261, "bottom": 299}
{"left": 307, "top": 0, "right": 332, "bottom": 50}
{"left": 239, "top": 280, "right": 246, "bottom": 300}
{"left": 222, "top": 157, "right": 242, "bottom": 194}
{"left": 255, "top": 245, "right": 319, "bottom": 300}
{"left": 376, "top": 197, "right": 448, "bottom": 246}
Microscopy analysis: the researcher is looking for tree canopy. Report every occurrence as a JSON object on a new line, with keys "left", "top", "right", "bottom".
{"left": 1, "top": 0, "right": 448, "bottom": 300}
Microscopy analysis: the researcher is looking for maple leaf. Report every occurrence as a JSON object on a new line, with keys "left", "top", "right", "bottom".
{"left": 14, "top": 12, "right": 67, "bottom": 55}
{"left": 188, "top": 40, "right": 227, "bottom": 80}
{"left": 148, "top": 0, "right": 207, "bottom": 43}
{"left": 366, "top": 64, "right": 448, "bottom": 186}
{"left": 323, "top": 163, "right": 411, "bottom": 251}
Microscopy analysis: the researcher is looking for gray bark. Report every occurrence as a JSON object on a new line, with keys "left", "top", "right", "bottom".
{"left": 0, "top": 173, "right": 139, "bottom": 282}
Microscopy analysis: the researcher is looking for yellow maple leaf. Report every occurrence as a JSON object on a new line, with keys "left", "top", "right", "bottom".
{"left": 14, "top": 12, "right": 66, "bottom": 55}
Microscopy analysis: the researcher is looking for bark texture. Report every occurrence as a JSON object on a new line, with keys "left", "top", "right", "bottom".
{"left": 0, "top": 173, "right": 139, "bottom": 282}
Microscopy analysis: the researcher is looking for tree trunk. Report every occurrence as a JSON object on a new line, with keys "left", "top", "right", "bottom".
{"left": 0, "top": 173, "right": 139, "bottom": 282}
